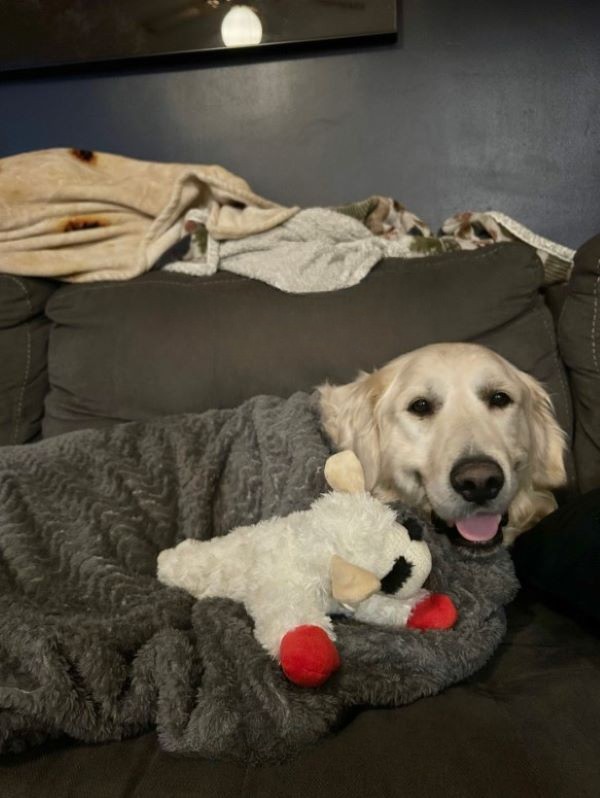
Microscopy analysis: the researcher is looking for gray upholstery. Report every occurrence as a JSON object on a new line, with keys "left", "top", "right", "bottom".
{"left": 0, "top": 274, "right": 55, "bottom": 445}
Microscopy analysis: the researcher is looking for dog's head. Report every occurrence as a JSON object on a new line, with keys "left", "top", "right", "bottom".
{"left": 318, "top": 343, "right": 567, "bottom": 546}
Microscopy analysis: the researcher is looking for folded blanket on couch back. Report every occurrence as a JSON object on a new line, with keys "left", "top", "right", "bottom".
{"left": 0, "top": 148, "right": 297, "bottom": 282}
{"left": 0, "top": 392, "right": 518, "bottom": 764}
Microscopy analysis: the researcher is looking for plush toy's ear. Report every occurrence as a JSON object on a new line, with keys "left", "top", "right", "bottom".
{"left": 330, "top": 554, "right": 380, "bottom": 604}
{"left": 324, "top": 450, "right": 366, "bottom": 494}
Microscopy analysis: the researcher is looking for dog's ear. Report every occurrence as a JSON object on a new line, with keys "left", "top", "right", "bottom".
{"left": 318, "top": 371, "right": 384, "bottom": 491}
{"left": 519, "top": 371, "right": 567, "bottom": 490}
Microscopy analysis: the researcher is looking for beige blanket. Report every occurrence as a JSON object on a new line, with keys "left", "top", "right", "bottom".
{"left": 0, "top": 148, "right": 297, "bottom": 282}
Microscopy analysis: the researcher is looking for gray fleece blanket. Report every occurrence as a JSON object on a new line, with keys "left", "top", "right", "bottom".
{"left": 0, "top": 392, "right": 518, "bottom": 764}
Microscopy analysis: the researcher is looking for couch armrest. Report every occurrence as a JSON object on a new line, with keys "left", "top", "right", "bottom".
{"left": 558, "top": 234, "right": 600, "bottom": 492}
{"left": 0, "top": 274, "right": 56, "bottom": 444}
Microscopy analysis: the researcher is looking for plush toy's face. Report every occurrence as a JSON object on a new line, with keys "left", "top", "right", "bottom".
{"left": 325, "top": 451, "right": 432, "bottom": 604}
{"left": 379, "top": 516, "right": 432, "bottom": 599}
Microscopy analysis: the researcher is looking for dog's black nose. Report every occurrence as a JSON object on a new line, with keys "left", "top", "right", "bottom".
{"left": 450, "top": 458, "right": 504, "bottom": 504}
{"left": 403, "top": 518, "right": 424, "bottom": 541}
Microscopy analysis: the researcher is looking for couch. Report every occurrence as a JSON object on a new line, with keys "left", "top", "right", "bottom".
{"left": 1, "top": 236, "right": 599, "bottom": 797}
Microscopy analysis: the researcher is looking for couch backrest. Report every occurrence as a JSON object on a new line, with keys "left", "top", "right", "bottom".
{"left": 36, "top": 243, "right": 574, "bottom": 482}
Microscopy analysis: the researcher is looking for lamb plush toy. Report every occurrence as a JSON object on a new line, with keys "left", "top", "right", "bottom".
{"left": 157, "top": 451, "right": 458, "bottom": 687}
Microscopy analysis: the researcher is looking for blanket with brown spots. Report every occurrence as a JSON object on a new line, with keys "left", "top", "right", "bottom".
{"left": 0, "top": 148, "right": 297, "bottom": 282}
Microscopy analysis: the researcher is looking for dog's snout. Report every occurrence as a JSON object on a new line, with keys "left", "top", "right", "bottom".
{"left": 450, "top": 458, "right": 504, "bottom": 504}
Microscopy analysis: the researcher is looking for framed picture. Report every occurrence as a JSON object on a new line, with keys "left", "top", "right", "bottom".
{"left": 0, "top": 1, "right": 398, "bottom": 75}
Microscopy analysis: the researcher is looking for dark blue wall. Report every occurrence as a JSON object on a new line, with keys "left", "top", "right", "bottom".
{"left": 1, "top": 0, "right": 599, "bottom": 248}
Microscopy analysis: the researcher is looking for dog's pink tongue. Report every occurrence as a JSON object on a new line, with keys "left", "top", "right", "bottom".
{"left": 455, "top": 514, "right": 501, "bottom": 542}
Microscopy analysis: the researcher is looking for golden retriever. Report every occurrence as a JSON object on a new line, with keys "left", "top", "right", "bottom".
{"left": 318, "top": 343, "right": 567, "bottom": 545}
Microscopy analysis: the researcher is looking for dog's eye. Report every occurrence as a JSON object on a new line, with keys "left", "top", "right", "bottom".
{"left": 488, "top": 391, "right": 513, "bottom": 409}
{"left": 408, "top": 398, "right": 434, "bottom": 417}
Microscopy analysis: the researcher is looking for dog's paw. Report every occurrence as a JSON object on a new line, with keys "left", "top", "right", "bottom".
{"left": 407, "top": 593, "right": 458, "bottom": 630}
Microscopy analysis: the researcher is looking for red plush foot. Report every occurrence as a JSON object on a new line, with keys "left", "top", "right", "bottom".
{"left": 407, "top": 593, "right": 458, "bottom": 630}
{"left": 279, "top": 625, "right": 341, "bottom": 687}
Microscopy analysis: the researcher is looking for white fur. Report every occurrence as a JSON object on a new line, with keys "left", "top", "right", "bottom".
{"left": 157, "top": 490, "right": 431, "bottom": 657}
{"left": 318, "top": 343, "right": 567, "bottom": 542}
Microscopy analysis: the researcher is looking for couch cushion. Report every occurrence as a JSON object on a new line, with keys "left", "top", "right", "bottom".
{"left": 0, "top": 274, "right": 56, "bottom": 445}
{"left": 558, "top": 234, "right": 600, "bottom": 491}
{"left": 43, "top": 244, "right": 573, "bottom": 473}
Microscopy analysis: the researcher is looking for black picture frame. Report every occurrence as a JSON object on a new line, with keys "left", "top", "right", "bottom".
{"left": 0, "top": 1, "right": 398, "bottom": 77}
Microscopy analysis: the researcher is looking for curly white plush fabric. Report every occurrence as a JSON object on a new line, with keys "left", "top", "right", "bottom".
{"left": 158, "top": 490, "right": 432, "bottom": 656}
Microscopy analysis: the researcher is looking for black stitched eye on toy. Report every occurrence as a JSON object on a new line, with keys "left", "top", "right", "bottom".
{"left": 380, "top": 556, "right": 413, "bottom": 594}
{"left": 488, "top": 391, "right": 513, "bottom": 409}
{"left": 408, "top": 398, "right": 433, "bottom": 417}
